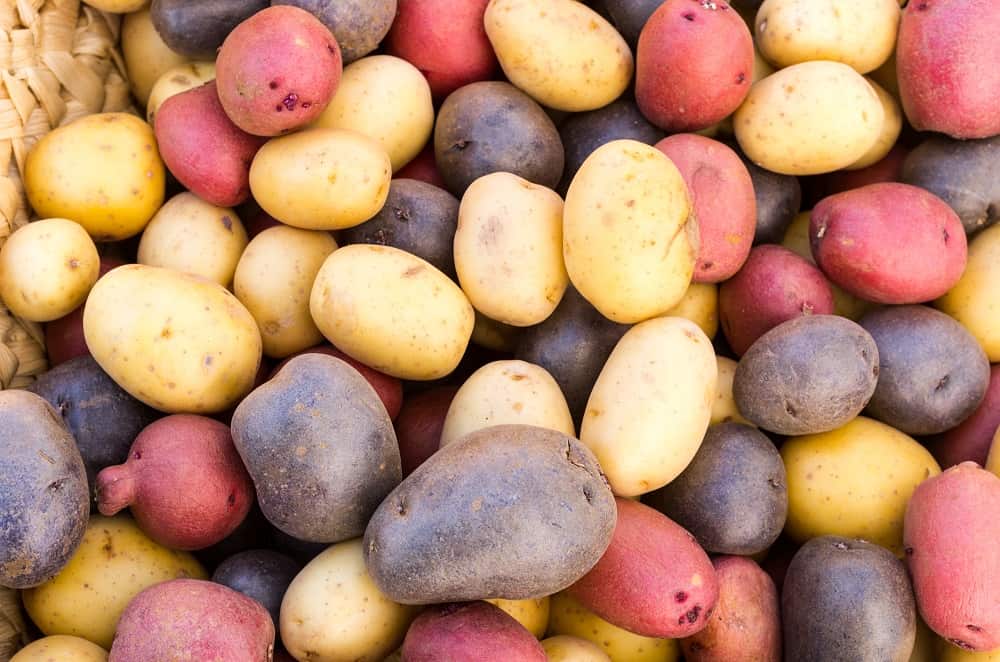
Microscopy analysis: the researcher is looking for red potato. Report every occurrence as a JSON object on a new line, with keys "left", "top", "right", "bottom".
{"left": 155, "top": 82, "right": 268, "bottom": 207}
{"left": 929, "top": 365, "right": 1000, "bottom": 468}
{"left": 402, "top": 602, "right": 546, "bottom": 662}
{"left": 681, "top": 556, "right": 781, "bottom": 662}
{"left": 810, "top": 183, "right": 967, "bottom": 304}
{"left": 109, "top": 579, "right": 274, "bottom": 661}
{"left": 394, "top": 144, "right": 447, "bottom": 189}
{"left": 636, "top": 0, "right": 753, "bottom": 132}
{"left": 96, "top": 415, "right": 254, "bottom": 551}
{"left": 568, "top": 498, "right": 719, "bottom": 639}
{"left": 904, "top": 462, "right": 1000, "bottom": 652}
{"left": 45, "top": 257, "right": 125, "bottom": 367}
{"left": 386, "top": 0, "right": 498, "bottom": 101}
{"left": 216, "top": 6, "right": 342, "bottom": 136}
{"left": 804, "top": 144, "right": 909, "bottom": 208}
{"left": 719, "top": 245, "right": 835, "bottom": 356}
{"left": 655, "top": 134, "right": 756, "bottom": 283}
{"left": 394, "top": 386, "right": 459, "bottom": 477}
{"left": 897, "top": 0, "right": 1000, "bottom": 139}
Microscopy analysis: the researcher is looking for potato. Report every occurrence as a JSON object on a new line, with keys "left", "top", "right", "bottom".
{"left": 9, "top": 636, "right": 108, "bottom": 662}
{"left": 310, "top": 245, "right": 474, "bottom": 380}
{"left": 733, "top": 315, "right": 879, "bottom": 436}
{"left": 212, "top": 550, "right": 300, "bottom": 627}
{"left": 664, "top": 282, "right": 718, "bottom": 340}
{"left": 455, "top": 173, "right": 568, "bottom": 326}
{"left": 937, "top": 224, "right": 1000, "bottom": 362}
{"left": 122, "top": 8, "right": 188, "bottom": 106}
{"left": 646, "top": 422, "right": 787, "bottom": 556}
{"left": 808, "top": 143, "right": 909, "bottom": 204}
{"left": 783, "top": 536, "right": 916, "bottom": 662}
{"left": 847, "top": 78, "right": 903, "bottom": 170}
{"left": 22, "top": 514, "right": 207, "bottom": 649}
{"left": 860, "top": 306, "right": 990, "bottom": 436}
{"left": 487, "top": 598, "right": 550, "bottom": 639}
{"left": 740, "top": 152, "right": 802, "bottom": 245}
{"left": 939, "top": 643, "right": 1000, "bottom": 662}
{"left": 395, "top": 144, "right": 446, "bottom": 188}
{"left": 273, "top": 0, "right": 396, "bottom": 63}
{"left": 151, "top": 0, "right": 267, "bottom": 58}
{"left": 604, "top": 0, "right": 663, "bottom": 47}
{"left": 541, "top": 635, "right": 611, "bottom": 662}
{"left": 25, "top": 114, "right": 165, "bottom": 242}
{"left": 636, "top": 0, "right": 754, "bottom": 132}
{"left": 711, "top": 357, "right": 752, "bottom": 426}
{"left": 734, "top": 62, "right": 884, "bottom": 176}
{"left": 0, "top": 218, "right": 99, "bottom": 322}
{"left": 931, "top": 366, "right": 1000, "bottom": 469}
{"left": 782, "top": 416, "right": 940, "bottom": 555}
{"left": 434, "top": 81, "right": 564, "bottom": 196}
{"left": 312, "top": 55, "right": 434, "bottom": 171}
{"left": 146, "top": 61, "right": 216, "bottom": 126}
{"left": 911, "top": 618, "right": 939, "bottom": 662}
{"left": 988, "top": 428, "right": 1000, "bottom": 477}
{"left": 250, "top": 128, "right": 392, "bottom": 230}
{"left": 581, "top": 317, "right": 716, "bottom": 496}
{"left": 563, "top": 140, "right": 697, "bottom": 324}
{"left": 232, "top": 354, "right": 400, "bottom": 542}
{"left": 395, "top": 386, "right": 458, "bottom": 477}
{"left": 364, "top": 425, "right": 616, "bottom": 604}
{"left": 484, "top": 0, "right": 632, "bottom": 113}
{"left": 403, "top": 602, "right": 546, "bottom": 662}
{"left": 471, "top": 311, "right": 522, "bottom": 352}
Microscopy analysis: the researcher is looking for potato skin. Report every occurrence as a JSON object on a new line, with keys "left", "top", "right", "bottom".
{"left": 937, "top": 223, "right": 1000, "bottom": 362}
{"left": 741, "top": 153, "right": 802, "bottom": 245}
{"left": 273, "top": 0, "right": 396, "bottom": 63}
{"left": 403, "top": 602, "right": 546, "bottom": 662}
{"left": 604, "top": 0, "right": 665, "bottom": 47}
{"left": 9, "top": 635, "right": 109, "bottom": 662}
{"left": 487, "top": 597, "right": 550, "bottom": 639}
{"left": 151, "top": 0, "right": 268, "bottom": 58}
{"left": 363, "top": 425, "right": 616, "bottom": 604}
{"left": 541, "top": 635, "right": 611, "bottom": 662}
{"left": 394, "top": 386, "right": 458, "bottom": 477}
{"left": 931, "top": 366, "right": 1000, "bottom": 468}
{"left": 711, "top": 357, "right": 752, "bottom": 426}
{"left": 122, "top": 8, "right": 188, "bottom": 107}
{"left": 212, "top": 550, "right": 300, "bottom": 628}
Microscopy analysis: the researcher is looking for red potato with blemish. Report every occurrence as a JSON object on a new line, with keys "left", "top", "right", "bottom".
{"left": 810, "top": 183, "right": 967, "bottom": 305}
{"left": 401, "top": 602, "right": 547, "bottom": 662}
{"left": 394, "top": 386, "right": 459, "bottom": 476}
{"left": 928, "top": 365, "right": 1000, "bottom": 469}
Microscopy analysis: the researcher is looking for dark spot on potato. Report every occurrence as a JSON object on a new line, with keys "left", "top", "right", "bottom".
{"left": 227, "top": 492, "right": 236, "bottom": 506}
{"left": 685, "top": 606, "right": 702, "bottom": 623}
{"left": 282, "top": 93, "right": 299, "bottom": 111}
{"left": 160, "top": 327, "right": 172, "bottom": 339}
{"left": 625, "top": 199, "right": 635, "bottom": 208}
{"left": 582, "top": 485, "right": 594, "bottom": 503}
{"left": 674, "top": 591, "right": 688, "bottom": 603}
{"left": 403, "top": 265, "right": 424, "bottom": 278}
{"left": 916, "top": 1, "right": 930, "bottom": 9}
{"left": 510, "top": 373, "right": 527, "bottom": 381}
{"left": 301, "top": 102, "right": 312, "bottom": 110}
{"left": 67, "top": 258, "right": 79, "bottom": 269}
{"left": 768, "top": 477, "right": 782, "bottom": 489}
{"left": 950, "top": 639, "right": 974, "bottom": 650}
{"left": 833, "top": 541, "right": 849, "bottom": 551}
{"left": 935, "top": 375, "right": 950, "bottom": 391}
{"left": 784, "top": 401, "right": 798, "bottom": 417}
{"left": 682, "top": 11, "right": 696, "bottom": 20}
{"left": 48, "top": 478, "right": 66, "bottom": 492}
{"left": 450, "top": 140, "right": 470, "bottom": 151}
{"left": 134, "top": 451, "right": 142, "bottom": 460}
{"left": 397, "top": 499, "right": 407, "bottom": 516}
{"left": 904, "top": 546, "right": 914, "bottom": 556}
{"left": 275, "top": 105, "right": 284, "bottom": 112}
{"left": 221, "top": 216, "right": 234, "bottom": 232}
{"left": 269, "top": 80, "right": 279, "bottom": 90}
{"left": 203, "top": 355, "right": 213, "bottom": 367}
{"left": 736, "top": 72, "right": 746, "bottom": 84}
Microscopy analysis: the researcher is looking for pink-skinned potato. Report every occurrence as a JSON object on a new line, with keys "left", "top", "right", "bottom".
{"left": 394, "top": 386, "right": 459, "bottom": 477}
{"left": 401, "top": 602, "right": 546, "bottom": 662}
{"left": 928, "top": 365, "right": 1000, "bottom": 469}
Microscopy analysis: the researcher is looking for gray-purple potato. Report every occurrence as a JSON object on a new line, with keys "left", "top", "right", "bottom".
{"left": 783, "top": 536, "right": 916, "bottom": 662}
{"left": 211, "top": 549, "right": 300, "bottom": 627}
{"left": 739, "top": 149, "right": 803, "bottom": 245}
{"left": 0, "top": 390, "right": 89, "bottom": 588}
{"left": 231, "top": 354, "right": 401, "bottom": 543}
{"left": 734, "top": 315, "right": 880, "bottom": 435}
{"left": 151, "top": 0, "right": 269, "bottom": 58}
{"left": 271, "top": 0, "right": 397, "bottom": 63}
{"left": 363, "top": 424, "right": 616, "bottom": 605}
{"left": 603, "top": 0, "right": 663, "bottom": 47}
{"left": 859, "top": 305, "right": 990, "bottom": 436}
{"left": 645, "top": 422, "right": 787, "bottom": 556}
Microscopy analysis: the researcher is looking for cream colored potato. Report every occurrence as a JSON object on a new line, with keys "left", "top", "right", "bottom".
{"left": 487, "top": 597, "right": 550, "bottom": 638}
{"left": 83, "top": 0, "right": 147, "bottom": 12}
{"left": 755, "top": 0, "right": 899, "bottom": 74}
{"left": 986, "top": 427, "right": 1000, "bottom": 477}
{"left": 871, "top": 48, "right": 901, "bottom": 102}
{"left": 542, "top": 635, "right": 612, "bottom": 662}
{"left": 845, "top": 78, "right": 902, "bottom": 170}
{"left": 83, "top": 264, "right": 262, "bottom": 413}
{"left": 440, "top": 360, "right": 575, "bottom": 446}
{"left": 471, "top": 310, "right": 522, "bottom": 352}
{"left": 580, "top": 317, "right": 717, "bottom": 496}
{"left": 936, "top": 221, "right": 1000, "bottom": 361}
{"left": 121, "top": 8, "right": 189, "bottom": 106}
{"left": 312, "top": 55, "right": 433, "bottom": 172}
{"left": 0, "top": 218, "right": 99, "bottom": 322}
{"left": 234, "top": 226, "right": 338, "bottom": 358}
{"left": 456, "top": 173, "right": 568, "bottom": 326}
{"left": 564, "top": 140, "right": 697, "bottom": 324}
{"left": 10, "top": 635, "right": 108, "bottom": 661}
{"left": 138, "top": 193, "right": 248, "bottom": 285}
{"left": 662, "top": 282, "right": 718, "bottom": 339}
{"left": 734, "top": 61, "right": 884, "bottom": 175}
{"left": 484, "top": 0, "right": 633, "bottom": 112}
{"left": 310, "top": 245, "right": 474, "bottom": 380}
{"left": 250, "top": 128, "right": 392, "bottom": 230}
{"left": 280, "top": 539, "right": 418, "bottom": 662}
{"left": 712, "top": 356, "right": 753, "bottom": 426}
{"left": 146, "top": 61, "right": 216, "bottom": 126}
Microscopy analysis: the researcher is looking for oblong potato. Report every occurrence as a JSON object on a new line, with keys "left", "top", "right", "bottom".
{"left": 121, "top": 8, "right": 189, "bottom": 106}
{"left": 937, "top": 223, "right": 1000, "bottom": 362}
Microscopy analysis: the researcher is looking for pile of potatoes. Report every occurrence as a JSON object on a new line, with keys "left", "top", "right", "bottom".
{"left": 4, "top": 0, "right": 1000, "bottom": 660}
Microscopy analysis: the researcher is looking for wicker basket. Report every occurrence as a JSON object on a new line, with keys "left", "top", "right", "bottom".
{"left": 0, "top": 588, "right": 27, "bottom": 660}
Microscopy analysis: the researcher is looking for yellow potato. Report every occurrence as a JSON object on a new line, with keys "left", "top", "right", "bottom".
{"left": 312, "top": 55, "right": 434, "bottom": 172}
{"left": 781, "top": 416, "right": 941, "bottom": 555}
{"left": 83, "top": 264, "right": 262, "bottom": 413}
{"left": 580, "top": 317, "right": 717, "bottom": 496}
{"left": 937, "top": 223, "right": 1000, "bottom": 361}
{"left": 542, "top": 635, "right": 612, "bottom": 662}
{"left": 986, "top": 427, "right": 1000, "bottom": 477}
{"left": 908, "top": 617, "right": 938, "bottom": 662}
{"left": 753, "top": 46, "right": 776, "bottom": 83}
{"left": 845, "top": 78, "right": 902, "bottom": 170}
{"left": 9, "top": 635, "right": 108, "bottom": 662}
{"left": 484, "top": 0, "right": 633, "bottom": 112}
{"left": 455, "top": 173, "right": 568, "bottom": 326}
{"left": 564, "top": 140, "right": 697, "bottom": 324}
{"left": 21, "top": 515, "right": 206, "bottom": 650}
{"left": 440, "top": 360, "right": 575, "bottom": 446}
{"left": 870, "top": 48, "right": 901, "bottom": 102}
{"left": 755, "top": 0, "right": 900, "bottom": 73}
{"left": 734, "top": 61, "right": 884, "bottom": 175}
{"left": 137, "top": 193, "right": 248, "bottom": 285}
{"left": 0, "top": 218, "right": 99, "bottom": 322}
{"left": 121, "top": 8, "right": 189, "bottom": 106}
{"left": 937, "top": 640, "right": 1000, "bottom": 661}
{"left": 250, "top": 128, "right": 392, "bottom": 231}
{"left": 547, "top": 592, "right": 679, "bottom": 662}
{"left": 712, "top": 356, "right": 753, "bottom": 426}
{"left": 234, "top": 226, "right": 338, "bottom": 358}
{"left": 82, "top": 0, "right": 147, "bottom": 13}
{"left": 280, "top": 539, "right": 418, "bottom": 662}
{"left": 146, "top": 61, "right": 216, "bottom": 126}
{"left": 487, "top": 597, "right": 550, "bottom": 638}
{"left": 310, "top": 245, "right": 474, "bottom": 380}
{"left": 662, "top": 282, "right": 718, "bottom": 340}
{"left": 470, "top": 310, "right": 522, "bottom": 353}
{"left": 25, "top": 113, "right": 166, "bottom": 241}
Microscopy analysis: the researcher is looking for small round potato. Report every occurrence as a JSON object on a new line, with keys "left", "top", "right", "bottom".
{"left": 121, "top": 8, "right": 189, "bottom": 106}
{"left": 146, "top": 61, "right": 216, "bottom": 126}
{"left": 846, "top": 78, "right": 903, "bottom": 170}
{"left": 541, "top": 635, "right": 611, "bottom": 662}
{"left": 488, "top": 598, "right": 551, "bottom": 639}
{"left": 0, "top": 219, "right": 99, "bottom": 322}
{"left": 137, "top": 193, "right": 248, "bottom": 286}
{"left": 9, "top": 635, "right": 108, "bottom": 661}
{"left": 663, "top": 282, "right": 718, "bottom": 340}
{"left": 937, "top": 223, "right": 1000, "bottom": 362}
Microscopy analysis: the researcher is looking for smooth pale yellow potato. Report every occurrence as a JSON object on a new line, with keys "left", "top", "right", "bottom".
{"left": 312, "top": 55, "right": 433, "bottom": 172}
{"left": 734, "top": 61, "right": 884, "bottom": 176}
{"left": 25, "top": 113, "right": 165, "bottom": 241}
{"left": 542, "top": 635, "right": 612, "bottom": 662}
{"left": 0, "top": 218, "right": 99, "bottom": 322}
{"left": 871, "top": 48, "right": 901, "bottom": 102}
{"left": 580, "top": 317, "right": 717, "bottom": 496}
{"left": 440, "top": 360, "right": 575, "bottom": 446}
{"left": 662, "top": 282, "right": 718, "bottom": 340}
{"left": 753, "top": 46, "right": 776, "bottom": 83}
{"left": 121, "top": 8, "right": 189, "bottom": 106}
{"left": 83, "top": 265, "right": 262, "bottom": 413}
{"left": 250, "top": 128, "right": 392, "bottom": 231}
{"left": 10, "top": 635, "right": 108, "bottom": 661}
{"left": 781, "top": 416, "right": 941, "bottom": 555}
{"left": 234, "top": 226, "right": 338, "bottom": 358}
{"left": 845, "top": 78, "right": 902, "bottom": 170}
{"left": 310, "top": 245, "right": 474, "bottom": 380}
{"left": 712, "top": 356, "right": 753, "bottom": 426}
{"left": 564, "top": 140, "right": 696, "bottom": 324}
{"left": 21, "top": 515, "right": 206, "bottom": 650}
{"left": 138, "top": 193, "right": 248, "bottom": 285}
{"left": 936, "top": 224, "right": 1000, "bottom": 362}
{"left": 755, "top": 0, "right": 900, "bottom": 73}
{"left": 280, "top": 539, "right": 418, "bottom": 662}
{"left": 146, "top": 61, "right": 216, "bottom": 126}
{"left": 82, "top": 0, "right": 147, "bottom": 12}
{"left": 547, "top": 592, "right": 679, "bottom": 662}
{"left": 455, "top": 173, "right": 568, "bottom": 326}
{"left": 985, "top": 427, "right": 1000, "bottom": 477}
{"left": 487, "top": 597, "right": 550, "bottom": 638}
{"left": 484, "top": 0, "right": 633, "bottom": 112}
{"left": 470, "top": 310, "right": 521, "bottom": 352}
